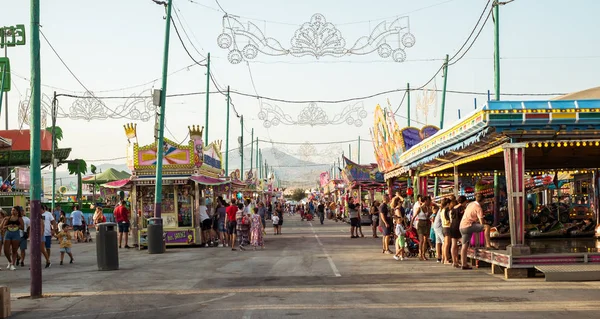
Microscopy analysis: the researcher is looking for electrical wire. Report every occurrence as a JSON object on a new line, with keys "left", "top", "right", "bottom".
{"left": 449, "top": 6, "right": 493, "bottom": 66}
{"left": 170, "top": 11, "right": 207, "bottom": 67}
{"left": 448, "top": 0, "right": 491, "bottom": 62}
{"left": 172, "top": 3, "right": 207, "bottom": 59}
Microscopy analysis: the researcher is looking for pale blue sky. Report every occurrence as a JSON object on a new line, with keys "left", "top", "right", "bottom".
{"left": 2, "top": 0, "right": 600, "bottom": 181}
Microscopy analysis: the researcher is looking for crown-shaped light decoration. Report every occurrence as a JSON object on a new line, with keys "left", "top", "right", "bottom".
{"left": 188, "top": 125, "right": 204, "bottom": 140}
{"left": 124, "top": 123, "right": 137, "bottom": 141}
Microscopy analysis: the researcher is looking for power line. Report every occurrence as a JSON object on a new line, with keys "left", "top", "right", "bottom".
{"left": 448, "top": 0, "right": 491, "bottom": 62}
{"left": 172, "top": 3, "right": 207, "bottom": 60}
{"left": 257, "top": 138, "right": 360, "bottom": 145}
{"left": 170, "top": 6, "right": 207, "bottom": 67}
{"left": 449, "top": 6, "right": 493, "bottom": 66}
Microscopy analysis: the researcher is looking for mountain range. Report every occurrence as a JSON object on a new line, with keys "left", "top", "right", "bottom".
{"left": 44, "top": 147, "right": 326, "bottom": 191}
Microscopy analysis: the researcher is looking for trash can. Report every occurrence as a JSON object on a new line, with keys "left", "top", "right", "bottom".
{"left": 147, "top": 217, "right": 165, "bottom": 254}
{"left": 96, "top": 222, "right": 119, "bottom": 271}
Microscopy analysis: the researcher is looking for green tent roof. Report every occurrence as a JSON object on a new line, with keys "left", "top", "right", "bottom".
{"left": 82, "top": 168, "right": 131, "bottom": 184}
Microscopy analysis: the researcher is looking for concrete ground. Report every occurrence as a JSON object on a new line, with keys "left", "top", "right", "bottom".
{"left": 3, "top": 217, "right": 600, "bottom": 318}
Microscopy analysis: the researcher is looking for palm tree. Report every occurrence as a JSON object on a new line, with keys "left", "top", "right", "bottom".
{"left": 67, "top": 159, "right": 88, "bottom": 206}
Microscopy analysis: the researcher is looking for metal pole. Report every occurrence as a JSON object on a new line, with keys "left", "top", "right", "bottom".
{"left": 250, "top": 128, "right": 254, "bottom": 177}
{"left": 458, "top": 109, "right": 461, "bottom": 120}
{"left": 51, "top": 92, "right": 57, "bottom": 214}
{"left": 407, "top": 82, "right": 410, "bottom": 127}
{"left": 349, "top": 144, "right": 352, "bottom": 161}
{"left": 357, "top": 136, "right": 361, "bottom": 164}
{"left": 0, "top": 66, "right": 5, "bottom": 115}
{"left": 205, "top": 52, "right": 210, "bottom": 145}
{"left": 439, "top": 54, "right": 449, "bottom": 129}
{"left": 259, "top": 150, "right": 262, "bottom": 178}
{"left": 474, "top": 98, "right": 477, "bottom": 110}
{"left": 225, "top": 86, "right": 230, "bottom": 176}
{"left": 151, "top": 0, "right": 173, "bottom": 255}
{"left": 240, "top": 115, "right": 244, "bottom": 181}
{"left": 4, "top": 44, "right": 7, "bottom": 129}
{"left": 494, "top": 1, "right": 500, "bottom": 101}
{"left": 255, "top": 137, "right": 259, "bottom": 176}
{"left": 30, "top": 0, "right": 43, "bottom": 298}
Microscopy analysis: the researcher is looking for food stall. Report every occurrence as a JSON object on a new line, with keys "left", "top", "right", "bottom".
{"left": 373, "top": 98, "right": 600, "bottom": 277}
{"left": 120, "top": 123, "right": 228, "bottom": 248}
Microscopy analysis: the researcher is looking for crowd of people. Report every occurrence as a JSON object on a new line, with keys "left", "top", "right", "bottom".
{"left": 0, "top": 204, "right": 83, "bottom": 271}
{"left": 197, "top": 197, "right": 287, "bottom": 251}
{"left": 373, "top": 192, "right": 492, "bottom": 269}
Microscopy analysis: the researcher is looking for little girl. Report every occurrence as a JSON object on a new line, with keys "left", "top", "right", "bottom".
{"left": 271, "top": 214, "right": 280, "bottom": 235}
{"left": 393, "top": 216, "right": 406, "bottom": 261}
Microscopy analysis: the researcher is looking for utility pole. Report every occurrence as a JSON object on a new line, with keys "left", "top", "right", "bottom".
{"left": 204, "top": 52, "right": 210, "bottom": 145}
{"left": 240, "top": 115, "right": 244, "bottom": 181}
{"left": 494, "top": 1, "right": 500, "bottom": 101}
{"left": 51, "top": 92, "right": 57, "bottom": 215}
{"left": 149, "top": 0, "right": 173, "bottom": 255}
{"left": 357, "top": 136, "right": 361, "bottom": 164}
{"left": 407, "top": 82, "right": 410, "bottom": 126}
{"left": 225, "top": 86, "right": 230, "bottom": 176}
{"left": 348, "top": 144, "right": 352, "bottom": 161}
{"left": 250, "top": 128, "right": 254, "bottom": 177}
{"left": 439, "top": 54, "right": 449, "bottom": 130}
{"left": 259, "top": 150, "right": 262, "bottom": 179}
{"left": 30, "top": 0, "right": 43, "bottom": 298}
{"left": 255, "top": 137, "right": 259, "bottom": 176}
{"left": 3, "top": 28, "right": 8, "bottom": 129}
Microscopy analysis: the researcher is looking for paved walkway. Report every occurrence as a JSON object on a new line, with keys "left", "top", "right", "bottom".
{"left": 3, "top": 217, "right": 600, "bottom": 318}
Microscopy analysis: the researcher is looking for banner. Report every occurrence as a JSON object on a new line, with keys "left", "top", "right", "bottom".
{"left": 320, "top": 172, "right": 330, "bottom": 187}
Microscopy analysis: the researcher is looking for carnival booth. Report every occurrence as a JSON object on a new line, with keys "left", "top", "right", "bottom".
{"left": 118, "top": 124, "right": 228, "bottom": 248}
{"left": 373, "top": 98, "right": 600, "bottom": 277}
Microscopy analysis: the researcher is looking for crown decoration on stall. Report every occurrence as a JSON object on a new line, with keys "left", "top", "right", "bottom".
{"left": 188, "top": 125, "right": 204, "bottom": 140}
{"left": 124, "top": 123, "right": 137, "bottom": 142}
{"left": 230, "top": 169, "right": 241, "bottom": 181}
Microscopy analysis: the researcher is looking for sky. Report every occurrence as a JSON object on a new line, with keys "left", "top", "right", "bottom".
{"left": 2, "top": 0, "right": 600, "bottom": 182}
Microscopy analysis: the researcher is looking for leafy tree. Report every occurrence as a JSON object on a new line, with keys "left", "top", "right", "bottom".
{"left": 290, "top": 188, "right": 306, "bottom": 202}
{"left": 45, "top": 126, "right": 63, "bottom": 148}
{"left": 67, "top": 159, "right": 88, "bottom": 206}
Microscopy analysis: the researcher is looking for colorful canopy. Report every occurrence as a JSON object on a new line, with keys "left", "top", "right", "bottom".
{"left": 101, "top": 179, "right": 132, "bottom": 189}
{"left": 83, "top": 168, "right": 131, "bottom": 184}
{"left": 190, "top": 175, "right": 230, "bottom": 186}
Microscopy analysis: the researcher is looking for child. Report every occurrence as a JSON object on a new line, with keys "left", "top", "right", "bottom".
{"left": 56, "top": 224, "right": 74, "bottom": 265}
{"left": 271, "top": 214, "right": 280, "bottom": 235}
{"left": 393, "top": 216, "right": 406, "bottom": 261}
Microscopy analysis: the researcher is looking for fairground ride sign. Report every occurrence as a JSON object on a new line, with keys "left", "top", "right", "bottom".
{"left": 1, "top": 24, "right": 26, "bottom": 48}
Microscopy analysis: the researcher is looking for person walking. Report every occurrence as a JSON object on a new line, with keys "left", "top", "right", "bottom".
{"left": 348, "top": 199, "right": 360, "bottom": 238}
{"left": 18, "top": 207, "right": 30, "bottom": 267}
{"left": 317, "top": 201, "right": 325, "bottom": 225}
{"left": 440, "top": 198, "right": 452, "bottom": 265}
{"left": 216, "top": 197, "right": 228, "bottom": 247}
{"left": 226, "top": 199, "right": 238, "bottom": 251}
{"left": 42, "top": 205, "right": 57, "bottom": 260}
{"left": 433, "top": 201, "right": 446, "bottom": 263}
{"left": 39, "top": 214, "right": 52, "bottom": 268}
{"left": 2, "top": 207, "right": 23, "bottom": 270}
{"left": 257, "top": 202, "right": 267, "bottom": 230}
{"left": 250, "top": 210, "right": 264, "bottom": 250}
{"left": 449, "top": 196, "right": 466, "bottom": 268}
{"left": 199, "top": 198, "right": 211, "bottom": 247}
{"left": 379, "top": 196, "right": 392, "bottom": 254}
{"left": 393, "top": 215, "right": 406, "bottom": 261}
{"left": 56, "top": 224, "right": 74, "bottom": 265}
{"left": 113, "top": 200, "right": 131, "bottom": 249}
{"left": 276, "top": 203, "right": 284, "bottom": 235}
{"left": 70, "top": 205, "right": 85, "bottom": 243}
{"left": 370, "top": 201, "right": 379, "bottom": 238}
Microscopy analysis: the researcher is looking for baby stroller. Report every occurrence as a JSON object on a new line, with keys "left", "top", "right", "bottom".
{"left": 404, "top": 227, "right": 420, "bottom": 257}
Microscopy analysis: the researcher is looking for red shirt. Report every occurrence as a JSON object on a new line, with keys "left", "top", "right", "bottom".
{"left": 225, "top": 205, "right": 237, "bottom": 222}
{"left": 114, "top": 205, "right": 130, "bottom": 223}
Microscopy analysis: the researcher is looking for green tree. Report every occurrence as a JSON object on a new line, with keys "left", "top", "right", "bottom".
{"left": 290, "top": 188, "right": 306, "bottom": 202}
{"left": 45, "top": 126, "right": 63, "bottom": 148}
{"left": 67, "top": 159, "right": 88, "bottom": 206}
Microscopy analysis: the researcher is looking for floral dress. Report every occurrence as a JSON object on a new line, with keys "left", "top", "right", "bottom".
{"left": 250, "top": 214, "right": 263, "bottom": 247}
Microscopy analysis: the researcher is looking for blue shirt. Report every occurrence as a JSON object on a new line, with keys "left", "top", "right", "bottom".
{"left": 71, "top": 210, "right": 84, "bottom": 226}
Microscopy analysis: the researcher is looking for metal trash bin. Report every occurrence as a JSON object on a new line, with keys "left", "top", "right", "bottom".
{"left": 96, "top": 222, "right": 119, "bottom": 270}
{"left": 147, "top": 217, "right": 165, "bottom": 254}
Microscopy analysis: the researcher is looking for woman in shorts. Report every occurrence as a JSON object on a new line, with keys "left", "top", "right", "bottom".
{"left": 411, "top": 196, "right": 433, "bottom": 261}
{"left": 449, "top": 196, "right": 467, "bottom": 268}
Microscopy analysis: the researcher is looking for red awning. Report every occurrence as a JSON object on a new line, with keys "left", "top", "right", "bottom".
{"left": 190, "top": 175, "right": 230, "bottom": 186}
{"left": 101, "top": 179, "right": 132, "bottom": 189}
{"left": 0, "top": 130, "right": 53, "bottom": 151}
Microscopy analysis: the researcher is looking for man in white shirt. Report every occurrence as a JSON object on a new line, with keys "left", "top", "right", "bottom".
{"left": 42, "top": 205, "right": 56, "bottom": 267}
{"left": 70, "top": 205, "right": 85, "bottom": 242}
{"left": 18, "top": 206, "right": 30, "bottom": 267}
